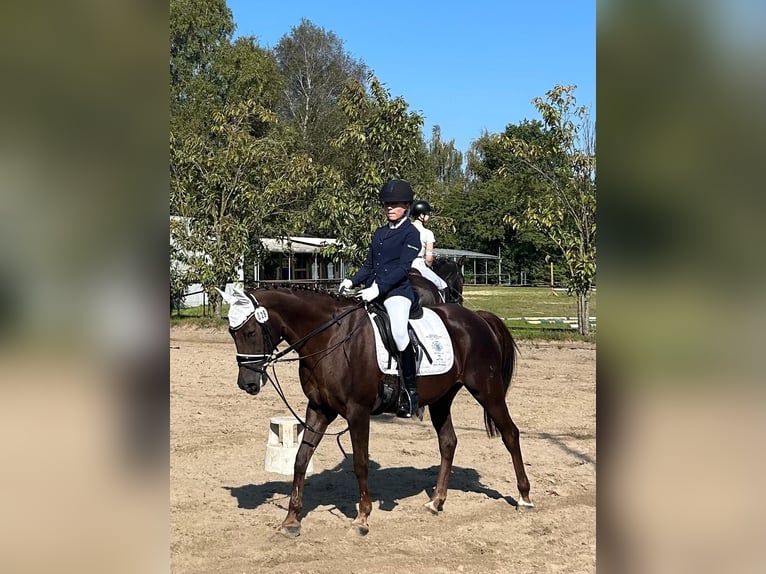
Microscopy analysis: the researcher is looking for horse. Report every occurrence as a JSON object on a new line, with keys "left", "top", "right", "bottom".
{"left": 410, "top": 256, "right": 465, "bottom": 306}
{"left": 220, "top": 285, "right": 533, "bottom": 538}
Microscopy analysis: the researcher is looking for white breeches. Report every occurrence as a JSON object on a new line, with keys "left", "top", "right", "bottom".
{"left": 383, "top": 295, "right": 412, "bottom": 351}
{"left": 412, "top": 258, "right": 447, "bottom": 290}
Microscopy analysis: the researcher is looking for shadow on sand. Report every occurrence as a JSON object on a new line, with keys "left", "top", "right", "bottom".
{"left": 224, "top": 457, "right": 518, "bottom": 519}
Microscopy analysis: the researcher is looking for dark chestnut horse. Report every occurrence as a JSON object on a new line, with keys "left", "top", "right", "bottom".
{"left": 410, "top": 256, "right": 465, "bottom": 306}
{"left": 220, "top": 285, "right": 533, "bottom": 537}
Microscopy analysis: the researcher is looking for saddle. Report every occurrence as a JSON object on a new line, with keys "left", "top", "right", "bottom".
{"left": 366, "top": 298, "right": 428, "bottom": 370}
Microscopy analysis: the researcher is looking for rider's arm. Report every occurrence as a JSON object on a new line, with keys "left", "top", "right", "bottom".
{"left": 425, "top": 241, "right": 435, "bottom": 266}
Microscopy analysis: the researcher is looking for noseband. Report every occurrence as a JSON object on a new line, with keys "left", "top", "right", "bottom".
{"left": 236, "top": 352, "right": 272, "bottom": 372}
{"left": 232, "top": 293, "right": 279, "bottom": 376}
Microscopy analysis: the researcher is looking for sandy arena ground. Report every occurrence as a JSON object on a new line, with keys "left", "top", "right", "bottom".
{"left": 171, "top": 325, "right": 595, "bottom": 573}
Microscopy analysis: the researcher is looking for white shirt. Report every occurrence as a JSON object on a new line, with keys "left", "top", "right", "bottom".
{"left": 412, "top": 220, "right": 435, "bottom": 258}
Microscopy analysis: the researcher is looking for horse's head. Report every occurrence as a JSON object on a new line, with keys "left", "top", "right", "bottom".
{"left": 433, "top": 256, "right": 465, "bottom": 304}
{"left": 218, "top": 287, "right": 280, "bottom": 396}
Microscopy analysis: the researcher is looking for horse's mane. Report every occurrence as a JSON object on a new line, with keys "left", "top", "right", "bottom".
{"left": 251, "top": 283, "right": 359, "bottom": 305}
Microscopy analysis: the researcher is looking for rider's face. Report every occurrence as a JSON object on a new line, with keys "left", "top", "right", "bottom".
{"left": 383, "top": 202, "right": 408, "bottom": 221}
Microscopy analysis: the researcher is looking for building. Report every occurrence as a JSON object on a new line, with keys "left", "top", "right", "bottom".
{"left": 253, "top": 237, "right": 346, "bottom": 284}
{"left": 174, "top": 230, "right": 502, "bottom": 308}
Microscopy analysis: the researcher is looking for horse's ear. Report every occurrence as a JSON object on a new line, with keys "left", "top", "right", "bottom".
{"left": 215, "top": 288, "right": 234, "bottom": 304}
{"left": 456, "top": 256, "right": 466, "bottom": 267}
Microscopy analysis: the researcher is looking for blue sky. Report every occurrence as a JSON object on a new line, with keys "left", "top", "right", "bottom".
{"left": 227, "top": 0, "right": 595, "bottom": 155}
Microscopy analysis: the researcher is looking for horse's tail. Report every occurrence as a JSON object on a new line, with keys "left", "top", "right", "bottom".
{"left": 476, "top": 310, "right": 519, "bottom": 438}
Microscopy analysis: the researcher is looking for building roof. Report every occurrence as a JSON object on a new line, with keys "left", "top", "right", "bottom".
{"left": 434, "top": 248, "right": 499, "bottom": 260}
{"left": 259, "top": 237, "right": 498, "bottom": 260}
{"left": 259, "top": 237, "right": 338, "bottom": 254}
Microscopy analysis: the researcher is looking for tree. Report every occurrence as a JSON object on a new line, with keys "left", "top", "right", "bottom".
{"left": 428, "top": 126, "right": 465, "bottom": 189}
{"left": 452, "top": 125, "right": 560, "bottom": 284}
{"left": 170, "top": 0, "right": 235, "bottom": 137}
{"left": 273, "top": 19, "right": 368, "bottom": 164}
{"left": 304, "top": 76, "right": 424, "bottom": 267}
{"left": 501, "top": 85, "right": 596, "bottom": 335}
{"left": 170, "top": 101, "right": 334, "bottom": 317}
{"left": 420, "top": 126, "right": 465, "bottom": 238}
{"left": 170, "top": 1, "right": 282, "bottom": 141}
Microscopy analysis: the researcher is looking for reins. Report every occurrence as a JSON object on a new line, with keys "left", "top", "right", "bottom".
{"left": 269, "top": 303, "right": 363, "bottom": 362}
{"left": 241, "top": 300, "right": 366, "bottom": 456}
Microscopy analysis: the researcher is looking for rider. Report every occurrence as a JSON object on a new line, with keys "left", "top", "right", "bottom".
{"left": 338, "top": 179, "right": 421, "bottom": 418}
{"left": 410, "top": 200, "right": 450, "bottom": 303}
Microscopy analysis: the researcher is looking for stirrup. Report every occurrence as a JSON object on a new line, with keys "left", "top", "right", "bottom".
{"left": 396, "top": 389, "right": 414, "bottom": 418}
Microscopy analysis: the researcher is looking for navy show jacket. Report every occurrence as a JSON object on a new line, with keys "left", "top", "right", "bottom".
{"left": 350, "top": 219, "right": 421, "bottom": 302}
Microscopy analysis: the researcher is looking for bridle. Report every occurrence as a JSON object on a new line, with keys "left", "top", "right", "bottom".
{"left": 448, "top": 283, "right": 464, "bottom": 305}
{"left": 232, "top": 292, "right": 364, "bottom": 374}
{"left": 231, "top": 292, "right": 278, "bottom": 376}
{"left": 229, "top": 292, "right": 366, "bottom": 452}
{"left": 435, "top": 263, "right": 464, "bottom": 305}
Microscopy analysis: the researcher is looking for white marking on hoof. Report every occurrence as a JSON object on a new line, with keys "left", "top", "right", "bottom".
{"left": 424, "top": 500, "right": 441, "bottom": 514}
{"left": 516, "top": 498, "right": 535, "bottom": 511}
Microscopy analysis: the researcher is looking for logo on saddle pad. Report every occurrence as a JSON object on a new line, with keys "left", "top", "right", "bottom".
{"left": 367, "top": 308, "right": 454, "bottom": 376}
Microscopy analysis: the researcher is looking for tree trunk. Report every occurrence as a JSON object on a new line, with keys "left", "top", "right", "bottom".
{"left": 577, "top": 290, "right": 590, "bottom": 336}
{"left": 213, "top": 292, "right": 223, "bottom": 320}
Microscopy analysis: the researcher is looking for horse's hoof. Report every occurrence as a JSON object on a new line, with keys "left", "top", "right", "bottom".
{"left": 280, "top": 525, "right": 301, "bottom": 537}
{"left": 516, "top": 500, "right": 535, "bottom": 512}
{"left": 424, "top": 501, "right": 442, "bottom": 514}
{"left": 351, "top": 523, "right": 369, "bottom": 536}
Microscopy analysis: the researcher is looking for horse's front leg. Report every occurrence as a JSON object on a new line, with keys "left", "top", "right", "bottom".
{"left": 346, "top": 406, "right": 372, "bottom": 536}
{"left": 426, "top": 389, "right": 460, "bottom": 513}
{"left": 280, "top": 405, "right": 335, "bottom": 537}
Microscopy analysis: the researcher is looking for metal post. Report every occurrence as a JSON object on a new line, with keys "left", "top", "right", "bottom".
{"left": 498, "top": 245, "right": 502, "bottom": 285}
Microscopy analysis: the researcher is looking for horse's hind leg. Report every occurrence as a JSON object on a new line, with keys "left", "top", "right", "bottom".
{"left": 280, "top": 405, "right": 336, "bottom": 537}
{"left": 425, "top": 386, "right": 461, "bottom": 514}
{"left": 482, "top": 400, "right": 534, "bottom": 510}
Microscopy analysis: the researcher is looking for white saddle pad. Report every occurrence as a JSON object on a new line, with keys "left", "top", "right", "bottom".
{"left": 367, "top": 307, "right": 454, "bottom": 376}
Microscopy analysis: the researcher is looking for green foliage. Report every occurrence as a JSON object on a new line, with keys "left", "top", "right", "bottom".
{"left": 170, "top": 0, "right": 236, "bottom": 138}
{"left": 427, "top": 126, "right": 465, "bottom": 190}
{"left": 500, "top": 85, "right": 596, "bottom": 334}
{"left": 170, "top": 242, "right": 187, "bottom": 315}
{"left": 167, "top": 12, "right": 597, "bottom": 331}
{"left": 306, "top": 76, "right": 425, "bottom": 267}
{"left": 170, "top": 0, "right": 234, "bottom": 88}
{"left": 274, "top": 19, "right": 368, "bottom": 165}
{"left": 170, "top": 100, "right": 336, "bottom": 316}
{"left": 170, "top": 0, "right": 282, "bottom": 141}
{"left": 434, "top": 124, "right": 558, "bottom": 283}
{"left": 412, "top": 126, "right": 466, "bottom": 240}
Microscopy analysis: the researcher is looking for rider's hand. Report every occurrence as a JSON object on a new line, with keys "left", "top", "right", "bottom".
{"left": 338, "top": 279, "right": 353, "bottom": 294}
{"left": 358, "top": 282, "right": 380, "bottom": 302}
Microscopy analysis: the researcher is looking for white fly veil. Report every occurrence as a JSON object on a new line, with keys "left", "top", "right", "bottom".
{"left": 216, "top": 287, "right": 256, "bottom": 330}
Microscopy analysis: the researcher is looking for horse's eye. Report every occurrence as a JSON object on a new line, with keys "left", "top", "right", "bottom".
{"left": 244, "top": 328, "right": 258, "bottom": 338}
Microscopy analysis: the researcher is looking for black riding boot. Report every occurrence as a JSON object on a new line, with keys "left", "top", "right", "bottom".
{"left": 438, "top": 287, "right": 449, "bottom": 303}
{"left": 396, "top": 343, "right": 419, "bottom": 418}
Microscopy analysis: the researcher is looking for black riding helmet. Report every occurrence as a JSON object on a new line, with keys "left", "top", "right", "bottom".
{"left": 379, "top": 179, "right": 414, "bottom": 204}
{"left": 411, "top": 200, "right": 432, "bottom": 218}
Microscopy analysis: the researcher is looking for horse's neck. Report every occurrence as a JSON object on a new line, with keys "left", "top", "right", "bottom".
{"left": 265, "top": 291, "right": 334, "bottom": 343}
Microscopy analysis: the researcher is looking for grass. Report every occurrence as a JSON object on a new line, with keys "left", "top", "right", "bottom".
{"left": 170, "top": 304, "right": 227, "bottom": 329}
{"left": 171, "top": 285, "right": 596, "bottom": 343}
{"left": 462, "top": 286, "right": 596, "bottom": 343}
